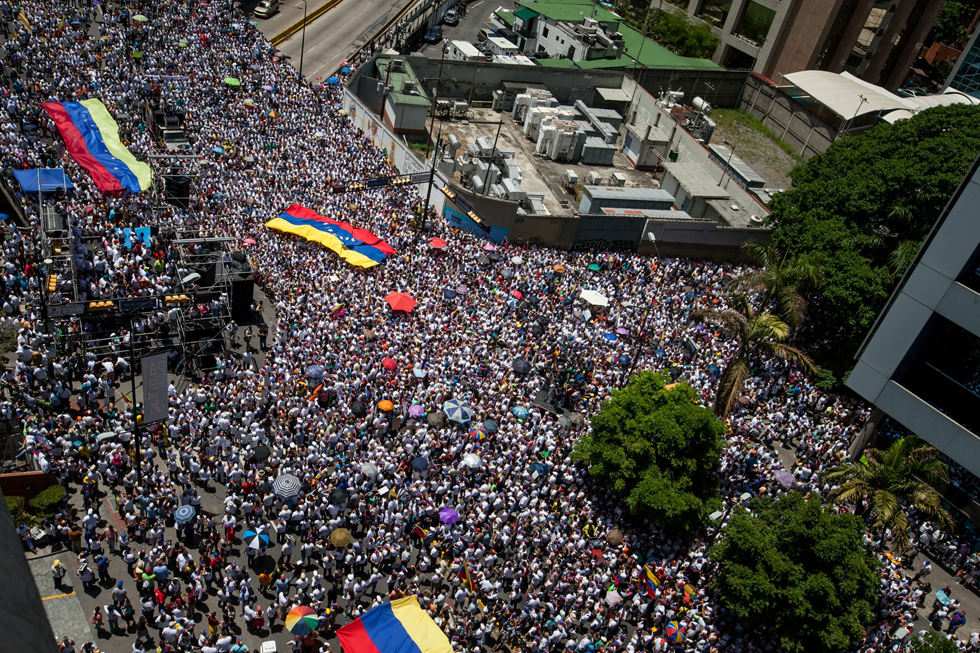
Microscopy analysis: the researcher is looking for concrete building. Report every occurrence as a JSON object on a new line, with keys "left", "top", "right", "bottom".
{"left": 661, "top": 0, "right": 947, "bottom": 90}
{"left": 846, "top": 153, "right": 980, "bottom": 478}
{"left": 375, "top": 58, "right": 430, "bottom": 136}
{"left": 944, "top": 29, "right": 980, "bottom": 99}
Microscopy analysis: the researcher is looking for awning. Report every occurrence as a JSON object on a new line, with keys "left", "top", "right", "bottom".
{"left": 783, "top": 70, "right": 908, "bottom": 119}
{"left": 514, "top": 7, "right": 537, "bottom": 20}
{"left": 12, "top": 169, "right": 74, "bottom": 192}
{"left": 597, "top": 87, "right": 631, "bottom": 102}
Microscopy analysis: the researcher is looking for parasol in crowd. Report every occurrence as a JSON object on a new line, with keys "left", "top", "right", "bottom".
{"left": 175, "top": 505, "right": 196, "bottom": 524}
{"left": 272, "top": 473, "right": 302, "bottom": 499}
{"left": 330, "top": 528, "right": 353, "bottom": 547}
{"left": 285, "top": 606, "right": 319, "bottom": 636}
{"left": 439, "top": 507, "right": 460, "bottom": 525}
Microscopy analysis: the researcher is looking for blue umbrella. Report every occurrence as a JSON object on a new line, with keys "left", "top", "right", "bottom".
{"left": 306, "top": 365, "right": 324, "bottom": 379}
{"left": 413, "top": 368, "right": 427, "bottom": 378}
{"left": 529, "top": 462, "right": 547, "bottom": 474}
{"left": 175, "top": 505, "right": 196, "bottom": 524}
{"left": 242, "top": 530, "right": 270, "bottom": 550}
{"left": 327, "top": 76, "right": 340, "bottom": 84}
{"left": 603, "top": 333, "right": 617, "bottom": 342}
{"left": 341, "top": 66, "right": 351, "bottom": 73}
{"left": 443, "top": 289, "right": 457, "bottom": 299}
{"left": 512, "top": 406, "right": 529, "bottom": 419}
{"left": 443, "top": 399, "right": 473, "bottom": 423}
{"left": 212, "top": 146, "right": 224, "bottom": 154}
{"left": 617, "top": 354, "right": 631, "bottom": 365}
{"left": 684, "top": 291, "right": 695, "bottom": 299}
{"left": 654, "top": 349, "right": 666, "bottom": 357}
{"left": 707, "top": 364, "right": 720, "bottom": 375}
{"left": 273, "top": 473, "right": 302, "bottom": 499}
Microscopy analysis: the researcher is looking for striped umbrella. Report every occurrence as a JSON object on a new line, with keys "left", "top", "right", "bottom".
{"left": 242, "top": 530, "right": 270, "bottom": 550}
{"left": 469, "top": 425, "right": 487, "bottom": 440}
{"left": 443, "top": 399, "right": 473, "bottom": 424}
{"left": 174, "top": 505, "right": 196, "bottom": 524}
{"left": 665, "top": 621, "right": 684, "bottom": 643}
{"left": 285, "top": 605, "right": 319, "bottom": 636}
{"left": 272, "top": 473, "right": 302, "bottom": 499}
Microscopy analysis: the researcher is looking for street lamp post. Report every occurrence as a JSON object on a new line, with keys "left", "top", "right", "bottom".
{"left": 299, "top": 0, "right": 308, "bottom": 78}
{"left": 620, "top": 233, "right": 660, "bottom": 387}
{"left": 836, "top": 93, "right": 868, "bottom": 141}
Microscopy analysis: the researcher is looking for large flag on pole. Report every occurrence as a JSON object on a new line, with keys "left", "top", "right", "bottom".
{"left": 336, "top": 596, "right": 452, "bottom": 653}
{"left": 41, "top": 99, "right": 153, "bottom": 194}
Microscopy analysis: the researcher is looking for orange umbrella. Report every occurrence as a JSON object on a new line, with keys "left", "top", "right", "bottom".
{"left": 428, "top": 238, "right": 447, "bottom": 249}
{"left": 384, "top": 292, "right": 417, "bottom": 313}
{"left": 378, "top": 400, "right": 394, "bottom": 412}
{"left": 553, "top": 264, "right": 566, "bottom": 274}
{"left": 382, "top": 357, "right": 397, "bottom": 370}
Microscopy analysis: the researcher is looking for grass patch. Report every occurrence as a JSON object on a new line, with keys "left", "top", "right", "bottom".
{"left": 712, "top": 109, "right": 804, "bottom": 164}
{"left": 407, "top": 141, "right": 431, "bottom": 159}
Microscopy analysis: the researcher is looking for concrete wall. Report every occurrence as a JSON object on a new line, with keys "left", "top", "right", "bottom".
{"left": 737, "top": 73, "right": 836, "bottom": 159}
{"left": 632, "top": 67, "right": 748, "bottom": 109}
{"left": 639, "top": 216, "right": 772, "bottom": 262}
{"left": 0, "top": 471, "right": 57, "bottom": 503}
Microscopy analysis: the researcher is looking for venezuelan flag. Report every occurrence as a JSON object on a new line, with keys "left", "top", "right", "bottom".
{"left": 643, "top": 565, "right": 660, "bottom": 598}
{"left": 265, "top": 204, "right": 395, "bottom": 269}
{"left": 336, "top": 596, "right": 452, "bottom": 653}
{"left": 41, "top": 100, "right": 152, "bottom": 194}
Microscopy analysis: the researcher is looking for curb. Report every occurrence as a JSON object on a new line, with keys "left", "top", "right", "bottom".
{"left": 269, "top": 0, "right": 345, "bottom": 46}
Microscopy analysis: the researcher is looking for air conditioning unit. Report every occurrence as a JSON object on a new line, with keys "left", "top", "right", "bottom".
{"left": 586, "top": 171, "right": 603, "bottom": 185}
{"left": 402, "top": 81, "right": 417, "bottom": 94}
{"left": 610, "top": 172, "right": 626, "bottom": 187}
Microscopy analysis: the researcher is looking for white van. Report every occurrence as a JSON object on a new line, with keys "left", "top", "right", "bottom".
{"left": 254, "top": 0, "right": 278, "bottom": 18}
{"left": 485, "top": 36, "right": 519, "bottom": 56}
{"left": 446, "top": 40, "right": 487, "bottom": 62}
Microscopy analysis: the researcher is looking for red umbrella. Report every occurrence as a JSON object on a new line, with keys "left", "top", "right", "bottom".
{"left": 512, "top": 290, "right": 523, "bottom": 299}
{"left": 384, "top": 292, "right": 417, "bottom": 313}
{"left": 429, "top": 238, "right": 447, "bottom": 249}
{"left": 382, "top": 357, "right": 397, "bottom": 370}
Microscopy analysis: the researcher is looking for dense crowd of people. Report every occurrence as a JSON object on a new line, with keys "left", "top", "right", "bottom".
{"left": 0, "top": 1, "right": 978, "bottom": 652}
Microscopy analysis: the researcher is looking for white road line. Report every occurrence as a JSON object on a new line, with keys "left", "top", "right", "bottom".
{"left": 469, "top": 0, "right": 483, "bottom": 6}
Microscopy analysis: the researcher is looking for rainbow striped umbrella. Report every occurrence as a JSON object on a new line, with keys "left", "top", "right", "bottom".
{"left": 285, "top": 605, "right": 319, "bottom": 636}
{"left": 665, "top": 621, "right": 684, "bottom": 643}
{"left": 469, "top": 425, "right": 487, "bottom": 440}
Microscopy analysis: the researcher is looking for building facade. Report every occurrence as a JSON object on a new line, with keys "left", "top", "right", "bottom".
{"left": 846, "top": 154, "right": 980, "bottom": 477}
{"left": 661, "top": 0, "right": 947, "bottom": 90}
{"left": 944, "top": 29, "right": 980, "bottom": 99}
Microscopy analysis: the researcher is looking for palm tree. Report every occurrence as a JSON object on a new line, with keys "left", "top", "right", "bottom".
{"left": 691, "top": 294, "right": 817, "bottom": 415}
{"left": 734, "top": 241, "right": 823, "bottom": 328}
{"left": 824, "top": 435, "right": 953, "bottom": 552}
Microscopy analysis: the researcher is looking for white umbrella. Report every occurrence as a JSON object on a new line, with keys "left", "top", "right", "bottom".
{"left": 361, "top": 462, "right": 379, "bottom": 478}
{"left": 579, "top": 289, "right": 609, "bottom": 307}
{"left": 462, "top": 453, "right": 482, "bottom": 468}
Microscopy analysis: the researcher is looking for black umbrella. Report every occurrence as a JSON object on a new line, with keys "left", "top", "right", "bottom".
{"left": 489, "top": 252, "right": 501, "bottom": 261}
{"left": 558, "top": 415, "right": 572, "bottom": 429}
{"left": 412, "top": 456, "right": 430, "bottom": 472}
{"left": 443, "top": 289, "right": 457, "bottom": 299}
{"left": 512, "top": 358, "right": 532, "bottom": 374}
{"left": 483, "top": 419, "right": 499, "bottom": 433}
{"left": 478, "top": 255, "right": 490, "bottom": 264}
{"left": 670, "top": 365, "right": 684, "bottom": 381}
{"left": 252, "top": 444, "right": 271, "bottom": 462}
{"left": 531, "top": 324, "right": 544, "bottom": 335}
{"left": 537, "top": 316, "right": 550, "bottom": 326}
{"left": 528, "top": 296, "right": 541, "bottom": 306}
{"left": 329, "top": 488, "right": 349, "bottom": 504}
{"left": 350, "top": 400, "right": 366, "bottom": 414}
{"left": 517, "top": 300, "right": 531, "bottom": 311}
{"left": 501, "top": 269, "right": 514, "bottom": 279}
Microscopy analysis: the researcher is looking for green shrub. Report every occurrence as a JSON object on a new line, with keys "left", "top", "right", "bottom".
{"left": 29, "top": 485, "right": 66, "bottom": 518}
{"left": 5, "top": 495, "right": 38, "bottom": 528}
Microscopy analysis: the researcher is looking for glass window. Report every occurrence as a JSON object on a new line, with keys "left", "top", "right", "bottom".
{"left": 734, "top": 2, "right": 776, "bottom": 45}
{"left": 958, "top": 244, "right": 980, "bottom": 295}
{"left": 898, "top": 317, "right": 980, "bottom": 436}
{"left": 697, "top": 0, "right": 732, "bottom": 28}
{"left": 949, "top": 41, "right": 980, "bottom": 99}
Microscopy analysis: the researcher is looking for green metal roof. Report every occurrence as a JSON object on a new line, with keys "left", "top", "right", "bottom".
{"left": 514, "top": 7, "right": 538, "bottom": 20}
{"left": 516, "top": 1, "right": 721, "bottom": 71}
{"left": 496, "top": 9, "right": 516, "bottom": 26}
{"left": 376, "top": 58, "right": 432, "bottom": 106}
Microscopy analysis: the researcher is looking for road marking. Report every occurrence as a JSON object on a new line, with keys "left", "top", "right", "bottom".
{"left": 470, "top": 1, "right": 483, "bottom": 6}
{"left": 42, "top": 591, "right": 76, "bottom": 601}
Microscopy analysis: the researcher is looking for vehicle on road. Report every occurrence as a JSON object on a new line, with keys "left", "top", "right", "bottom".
{"left": 424, "top": 25, "right": 443, "bottom": 43}
{"left": 477, "top": 28, "right": 492, "bottom": 43}
{"left": 254, "top": 0, "right": 278, "bottom": 19}
{"left": 443, "top": 9, "right": 459, "bottom": 25}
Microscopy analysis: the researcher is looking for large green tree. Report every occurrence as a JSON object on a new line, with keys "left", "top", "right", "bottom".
{"left": 572, "top": 371, "right": 725, "bottom": 534}
{"left": 768, "top": 104, "right": 980, "bottom": 383}
{"left": 711, "top": 493, "right": 880, "bottom": 653}
{"left": 824, "top": 435, "right": 953, "bottom": 551}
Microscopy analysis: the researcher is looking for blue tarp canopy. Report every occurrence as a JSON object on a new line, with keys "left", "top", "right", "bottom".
{"left": 12, "top": 169, "right": 74, "bottom": 192}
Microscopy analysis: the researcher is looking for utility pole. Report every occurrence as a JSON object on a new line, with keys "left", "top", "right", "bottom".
{"left": 299, "top": 0, "right": 308, "bottom": 77}
{"left": 128, "top": 316, "right": 143, "bottom": 485}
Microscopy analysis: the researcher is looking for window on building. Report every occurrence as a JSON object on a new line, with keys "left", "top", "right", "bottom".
{"left": 697, "top": 0, "right": 732, "bottom": 28}
{"left": 949, "top": 40, "right": 980, "bottom": 99}
{"left": 734, "top": 1, "right": 776, "bottom": 46}
{"left": 897, "top": 316, "right": 980, "bottom": 436}
{"left": 542, "top": 26, "right": 549, "bottom": 38}
{"left": 568, "top": 46, "right": 576, "bottom": 59}
{"left": 843, "top": 1, "right": 891, "bottom": 74}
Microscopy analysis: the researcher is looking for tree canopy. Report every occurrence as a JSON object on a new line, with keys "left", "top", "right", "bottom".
{"left": 711, "top": 492, "right": 880, "bottom": 653}
{"left": 908, "top": 632, "right": 960, "bottom": 653}
{"left": 768, "top": 104, "right": 980, "bottom": 383}
{"left": 572, "top": 371, "right": 726, "bottom": 534}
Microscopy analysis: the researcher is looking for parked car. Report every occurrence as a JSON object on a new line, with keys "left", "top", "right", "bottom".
{"left": 443, "top": 9, "right": 459, "bottom": 25}
{"left": 424, "top": 25, "right": 443, "bottom": 43}
{"left": 254, "top": 0, "right": 278, "bottom": 18}
{"left": 477, "top": 28, "right": 492, "bottom": 43}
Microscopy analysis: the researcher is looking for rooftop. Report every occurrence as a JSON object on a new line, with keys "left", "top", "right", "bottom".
{"left": 664, "top": 162, "right": 731, "bottom": 200}
{"left": 376, "top": 58, "right": 431, "bottom": 107}
{"left": 437, "top": 108, "right": 658, "bottom": 217}
{"left": 515, "top": 0, "right": 720, "bottom": 71}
